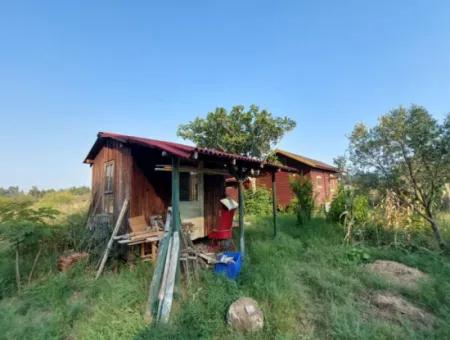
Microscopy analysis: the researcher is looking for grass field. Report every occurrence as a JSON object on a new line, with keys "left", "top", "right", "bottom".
{"left": 0, "top": 215, "right": 449, "bottom": 339}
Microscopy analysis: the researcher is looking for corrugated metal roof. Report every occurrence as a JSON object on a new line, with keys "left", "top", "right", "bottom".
{"left": 85, "top": 131, "right": 296, "bottom": 172}
{"left": 276, "top": 149, "right": 339, "bottom": 172}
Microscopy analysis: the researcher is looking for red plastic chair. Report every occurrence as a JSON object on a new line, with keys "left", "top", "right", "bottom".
{"left": 208, "top": 205, "right": 237, "bottom": 250}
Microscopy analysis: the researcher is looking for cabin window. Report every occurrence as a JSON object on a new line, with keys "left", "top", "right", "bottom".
{"left": 103, "top": 161, "right": 114, "bottom": 213}
{"left": 316, "top": 176, "right": 322, "bottom": 187}
{"left": 104, "top": 161, "right": 114, "bottom": 194}
{"left": 180, "top": 172, "right": 198, "bottom": 201}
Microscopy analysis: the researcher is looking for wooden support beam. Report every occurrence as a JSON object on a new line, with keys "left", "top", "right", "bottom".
{"left": 159, "top": 231, "right": 180, "bottom": 323}
{"left": 155, "top": 164, "right": 230, "bottom": 176}
{"left": 272, "top": 172, "right": 278, "bottom": 238}
{"left": 171, "top": 157, "right": 182, "bottom": 298}
{"left": 171, "top": 157, "right": 181, "bottom": 233}
{"left": 238, "top": 179, "right": 245, "bottom": 257}
{"left": 146, "top": 238, "right": 169, "bottom": 322}
{"left": 145, "top": 210, "right": 172, "bottom": 322}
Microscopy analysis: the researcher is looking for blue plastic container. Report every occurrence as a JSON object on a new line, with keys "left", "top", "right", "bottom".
{"left": 214, "top": 252, "right": 242, "bottom": 280}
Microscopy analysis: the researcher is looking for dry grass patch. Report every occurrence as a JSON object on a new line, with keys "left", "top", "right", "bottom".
{"left": 371, "top": 292, "right": 435, "bottom": 328}
{"left": 365, "top": 260, "right": 428, "bottom": 289}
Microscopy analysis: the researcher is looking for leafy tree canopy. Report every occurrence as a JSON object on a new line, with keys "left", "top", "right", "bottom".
{"left": 349, "top": 105, "right": 450, "bottom": 247}
{"left": 177, "top": 105, "right": 296, "bottom": 159}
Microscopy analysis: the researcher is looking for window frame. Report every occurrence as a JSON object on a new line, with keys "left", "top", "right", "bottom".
{"left": 316, "top": 175, "right": 323, "bottom": 187}
{"left": 103, "top": 160, "right": 115, "bottom": 214}
{"left": 180, "top": 171, "right": 199, "bottom": 202}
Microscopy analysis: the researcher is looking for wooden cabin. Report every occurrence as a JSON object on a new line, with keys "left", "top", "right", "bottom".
{"left": 226, "top": 149, "right": 339, "bottom": 208}
{"left": 257, "top": 150, "right": 339, "bottom": 207}
{"left": 84, "top": 132, "right": 291, "bottom": 240}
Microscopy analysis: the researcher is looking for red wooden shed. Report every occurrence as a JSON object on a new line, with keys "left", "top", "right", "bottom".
{"left": 256, "top": 150, "right": 339, "bottom": 207}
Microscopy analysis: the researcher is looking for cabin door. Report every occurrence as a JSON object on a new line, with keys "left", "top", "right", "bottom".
{"left": 179, "top": 171, "right": 204, "bottom": 240}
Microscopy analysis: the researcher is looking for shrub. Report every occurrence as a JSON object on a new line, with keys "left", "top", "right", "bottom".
{"left": 244, "top": 187, "right": 272, "bottom": 215}
{"left": 290, "top": 175, "right": 314, "bottom": 224}
{"left": 328, "top": 188, "right": 348, "bottom": 223}
{"left": 280, "top": 197, "right": 298, "bottom": 215}
{"left": 0, "top": 199, "right": 60, "bottom": 293}
{"left": 352, "top": 195, "right": 369, "bottom": 225}
{"left": 327, "top": 187, "right": 370, "bottom": 243}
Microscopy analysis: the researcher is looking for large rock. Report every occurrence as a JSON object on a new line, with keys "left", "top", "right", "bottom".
{"left": 227, "top": 297, "right": 264, "bottom": 333}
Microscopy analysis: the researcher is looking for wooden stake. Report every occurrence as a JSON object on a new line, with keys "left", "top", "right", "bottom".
{"left": 157, "top": 235, "right": 173, "bottom": 320}
{"left": 272, "top": 171, "right": 278, "bottom": 238}
{"left": 15, "top": 247, "right": 21, "bottom": 293}
{"left": 160, "top": 231, "right": 180, "bottom": 323}
{"left": 95, "top": 198, "right": 129, "bottom": 280}
{"left": 145, "top": 231, "right": 170, "bottom": 322}
{"left": 238, "top": 179, "right": 245, "bottom": 257}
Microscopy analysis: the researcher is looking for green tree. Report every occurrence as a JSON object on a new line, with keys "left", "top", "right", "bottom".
{"left": 0, "top": 200, "right": 59, "bottom": 291}
{"left": 349, "top": 105, "right": 450, "bottom": 247}
{"left": 177, "top": 105, "right": 296, "bottom": 159}
{"left": 28, "top": 186, "right": 43, "bottom": 199}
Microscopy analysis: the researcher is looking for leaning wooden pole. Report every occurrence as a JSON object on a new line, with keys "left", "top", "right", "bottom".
{"left": 238, "top": 179, "right": 245, "bottom": 257}
{"left": 95, "top": 198, "right": 129, "bottom": 280}
{"left": 272, "top": 171, "right": 278, "bottom": 238}
{"left": 160, "top": 231, "right": 180, "bottom": 323}
{"left": 172, "top": 157, "right": 181, "bottom": 233}
{"left": 171, "top": 157, "right": 182, "bottom": 296}
{"left": 145, "top": 219, "right": 171, "bottom": 322}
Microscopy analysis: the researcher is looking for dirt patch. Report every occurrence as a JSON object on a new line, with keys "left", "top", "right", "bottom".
{"left": 365, "top": 260, "right": 427, "bottom": 289}
{"left": 371, "top": 293, "right": 435, "bottom": 328}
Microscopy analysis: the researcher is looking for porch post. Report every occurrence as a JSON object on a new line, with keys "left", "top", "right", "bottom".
{"left": 171, "top": 157, "right": 180, "bottom": 233}
{"left": 238, "top": 179, "right": 245, "bottom": 257}
{"left": 272, "top": 171, "right": 277, "bottom": 238}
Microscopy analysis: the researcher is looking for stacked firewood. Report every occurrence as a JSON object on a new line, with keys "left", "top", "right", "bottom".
{"left": 58, "top": 252, "right": 89, "bottom": 272}
{"left": 179, "top": 229, "right": 217, "bottom": 284}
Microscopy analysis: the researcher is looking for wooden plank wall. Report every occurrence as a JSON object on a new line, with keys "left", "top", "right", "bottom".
{"left": 90, "top": 139, "right": 132, "bottom": 230}
{"left": 203, "top": 175, "right": 225, "bottom": 235}
{"left": 255, "top": 171, "right": 296, "bottom": 207}
{"left": 130, "top": 149, "right": 171, "bottom": 221}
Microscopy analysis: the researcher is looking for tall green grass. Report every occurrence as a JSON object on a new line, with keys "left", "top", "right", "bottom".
{"left": 1, "top": 215, "right": 449, "bottom": 339}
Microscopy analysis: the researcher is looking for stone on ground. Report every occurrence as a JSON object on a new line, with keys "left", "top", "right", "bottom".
{"left": 227, "top": 297, "right": 264, "bottom": 333}
{"left": 365, "top": 260, "right": 427, "bottom": 289}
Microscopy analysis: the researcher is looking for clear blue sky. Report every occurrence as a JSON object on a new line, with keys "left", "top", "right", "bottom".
{"left": 1, "top": 1, "right": 449, "bottom": 190}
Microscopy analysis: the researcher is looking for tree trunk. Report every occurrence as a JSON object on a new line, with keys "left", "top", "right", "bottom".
{"left": 28, "top": 245, "right": 42, "bottom": 284}
{"left": 429, "top": 218, "right": 445, "bottom": 248}
{"left": 15, "top": 247, "right": 21, "bottom": 293}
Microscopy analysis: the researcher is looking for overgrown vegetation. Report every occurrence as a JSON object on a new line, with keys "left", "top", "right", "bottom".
{"left": 349, "top": 105, "right": 450, "bottom": 247}
{"left": 243, "top": 187, "right": 272, "bottom": 216}
{"left": 0, "top": 187, "right": 90, "bottom": 298}
{"left": 1, "top": 215, "right": 448, "bottom": 339}
{"left": 290, "top": 175, "right": 314, "bottom": 224}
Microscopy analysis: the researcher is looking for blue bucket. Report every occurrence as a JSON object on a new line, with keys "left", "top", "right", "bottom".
{"left": 214, "top": 252, "right": 242, "bottom": 280}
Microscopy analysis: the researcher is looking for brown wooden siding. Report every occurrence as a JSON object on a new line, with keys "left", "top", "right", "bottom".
{"left": 203, "top": 174, "right": 225, "bottom": 235}
{"left": 90, "top": 139, "right": 132, "bottom": 228}
{"left": 255, "top": 169, "right": 337, "bottom": 208}
{"left": 255, "top": 171, "right": 296, "bottom": 207}
{"left": 130, "top": 148, "right": 171, "bottom": 222}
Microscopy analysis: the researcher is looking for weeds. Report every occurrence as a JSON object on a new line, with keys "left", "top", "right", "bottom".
{"left": 0, "top": 215, "right": 449, "bottom": 339}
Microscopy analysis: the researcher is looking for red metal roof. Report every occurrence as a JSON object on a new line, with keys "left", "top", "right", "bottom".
{"left": 85, "top": 131, "right": 296, "bottom": 172}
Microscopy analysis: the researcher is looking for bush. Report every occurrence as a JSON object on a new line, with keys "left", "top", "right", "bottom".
{"left": 352, "top": 195, "right": 369, "bottom": 225}
{"left": 328, "top": 188, "right": 348, "bottom": 223}
{"left": 280, "top": 197, "right": 298, "bottom": 215}
{"left": 0, "top": 199, "right": 61, "bottom": 294}
{"left": 244, "top": 187, "right": 272, "bottom": 215}
{"left": 290, "top": 175, "right": 314, "bottom": 224}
